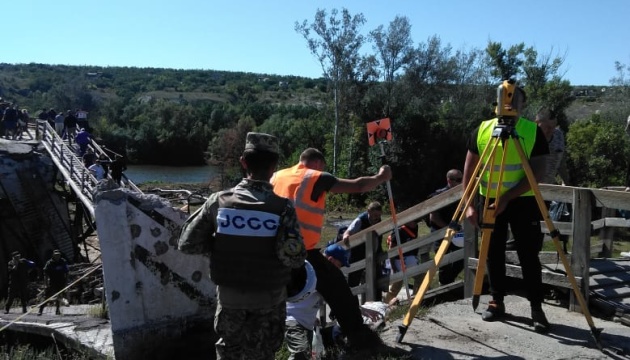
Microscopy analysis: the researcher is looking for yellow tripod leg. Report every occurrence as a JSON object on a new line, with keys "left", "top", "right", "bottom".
{"left": 397, "top": 134, "right": 502, "bottom": 343}
{"left": 471, "top": 208, "right": 495, "bottom": 310}
{"left": 398, "top": 228, "right": 454, "bottom": 339}
{"left": 471, "top": 135, "right": 510, "bottom": 310}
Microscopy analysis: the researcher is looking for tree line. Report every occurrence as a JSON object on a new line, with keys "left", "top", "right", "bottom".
{"left": 0, "top": 8, "right": 629, "bottom": 209}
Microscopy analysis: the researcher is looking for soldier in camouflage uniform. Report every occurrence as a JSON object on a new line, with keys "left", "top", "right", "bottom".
{"left": 178, "top": 132, "right": 306, "bottom": 360}
{"left": 5, "top": 251, "right": 35, "bottom": 314}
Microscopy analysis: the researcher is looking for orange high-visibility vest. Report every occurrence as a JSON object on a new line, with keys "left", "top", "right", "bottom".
{"left": 272, "top": 164, "right": 326, "bottom": 250}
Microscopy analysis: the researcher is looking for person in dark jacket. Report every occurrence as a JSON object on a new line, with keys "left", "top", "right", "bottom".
{"left": 341, "top": 202, "right": 384, "bottom": 295}
{"left": 64, "top": 110, "right": 78, "bottom": 145}
{"left": 38, "top": 250, "right": 69, "bottom": 316}
{"left": 4, "top": 251, "right": 35, "bottom": 314}
{"left": 75, "top": 128, "right": 92, "bottom": 156}
{"left": 110, "top": 155, "right": 127, "bottom": 185}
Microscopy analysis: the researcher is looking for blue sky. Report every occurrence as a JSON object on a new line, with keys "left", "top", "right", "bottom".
{"left": 5, "top": 1, "right": 628, "bottom": 86}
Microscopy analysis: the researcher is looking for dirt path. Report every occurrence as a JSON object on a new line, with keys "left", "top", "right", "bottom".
{"left": 378, "top": 295, "right": 630, "bottom": 359}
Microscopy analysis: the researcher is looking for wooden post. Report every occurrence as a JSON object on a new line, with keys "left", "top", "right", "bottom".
{"left": 364, "top": 231, "right": 378, "bottom": 302}
{"left": 599, "top": 207, "right": 616, "bottom": 258}
{"left": 570, "top": 188, "right": 592, "bottom": 312}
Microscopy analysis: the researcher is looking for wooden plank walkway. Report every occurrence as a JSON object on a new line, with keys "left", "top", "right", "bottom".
{"left": 588, "top": 259, "right": 630, "bottom": 311}
{"left": 539, "top": 258, "right": 630, "bottom": 315}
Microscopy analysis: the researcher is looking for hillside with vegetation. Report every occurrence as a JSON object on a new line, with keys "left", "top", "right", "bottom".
{"left": 1, "top": 8, "right": 629, "bottom": 209}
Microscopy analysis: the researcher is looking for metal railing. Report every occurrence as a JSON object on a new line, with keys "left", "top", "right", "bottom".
{"left": 36, "top": 121, "right": 142, "bottom": 216}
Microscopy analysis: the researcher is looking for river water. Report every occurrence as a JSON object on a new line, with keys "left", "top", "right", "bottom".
{"left": 124, "top": 165, "right": 219, "bottom": 184}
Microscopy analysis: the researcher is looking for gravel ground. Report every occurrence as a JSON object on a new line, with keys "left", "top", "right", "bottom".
{"left": 376, "top": 295, "right": 630, "bottom": 359}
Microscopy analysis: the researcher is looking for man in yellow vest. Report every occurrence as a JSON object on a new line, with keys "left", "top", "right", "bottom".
{"left": 271, "top": 148, "right": 391, "bottom": 350}
{"left": 463, "top": 86, "right": 551, "bottom": 333}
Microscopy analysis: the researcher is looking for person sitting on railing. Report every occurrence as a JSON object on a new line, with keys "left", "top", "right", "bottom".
{"left": 75, "top": 128, "right": 92, "bottom": 156}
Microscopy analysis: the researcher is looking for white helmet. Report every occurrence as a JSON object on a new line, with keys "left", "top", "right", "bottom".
{"left": 287, "top": 260, "right": 317, "bottom": 303}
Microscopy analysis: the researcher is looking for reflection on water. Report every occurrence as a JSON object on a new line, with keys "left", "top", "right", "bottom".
{"left": 125, "top": 165, "right": 218, "bottom": 184}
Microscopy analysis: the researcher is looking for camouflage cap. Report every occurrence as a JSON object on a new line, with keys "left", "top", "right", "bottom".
{"left": 245, "top": 132, "right": 279, "bottom": 154}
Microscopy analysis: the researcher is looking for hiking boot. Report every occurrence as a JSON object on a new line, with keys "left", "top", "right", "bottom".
{"left": 481, "top": 300, "right": 505, "bottom": 321}
{"left": 531, "top": 309, "right": 550, "bottom": 333}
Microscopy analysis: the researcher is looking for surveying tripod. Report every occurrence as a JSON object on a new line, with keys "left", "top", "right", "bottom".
{"left": 396, "top": 117, "right": 603, "bottom": 349}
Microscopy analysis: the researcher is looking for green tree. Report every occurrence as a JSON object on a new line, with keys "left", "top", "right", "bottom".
{"left": 485, "top": 41, "right": 525, "bottom": 81}
{"left": 485, "top": 42, "right": 573, "bottom": 128}
{"left": 295, "top": 8, "right": 367, "bottom": 174}
{"left": 565, "top": 114, "right": 630, "bottom": 187}
{"left": 208, "top": 117, "right": 255, "bottom": 188}
{"left": 368, "top": 15, "right": 414, "bottom": 117}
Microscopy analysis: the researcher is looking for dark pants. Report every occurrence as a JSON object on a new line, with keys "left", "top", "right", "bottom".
{"left": 307, "top": 250, "right": 364, "bottom": 337}
{"left": 486, "top": 196, "right": 544, "bottom": 307}
{"left": 78, "top": 143, "right": 88, "bottom": 156}
{"left": 347, "top": 243, "right": 366, "bottom": 289}
{"left": 39, "top": 282, "right": 65, "bottom": 314}
{"left": 5, "top": 284, "right": 28, "bottom": 313}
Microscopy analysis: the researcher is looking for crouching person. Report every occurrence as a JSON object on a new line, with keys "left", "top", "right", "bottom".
{"left": 285, "top": 245, "right": 350, "bottom": 359}
{"left": 178, "top": 132, "right": 306, "bottom": 360}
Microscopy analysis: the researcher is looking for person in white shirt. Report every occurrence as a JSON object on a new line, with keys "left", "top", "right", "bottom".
{"left": 88, "top": 160, "right": 106, "bottom": 180}
{"left": 285, "top": 244, "right": 349, "bottom": 359}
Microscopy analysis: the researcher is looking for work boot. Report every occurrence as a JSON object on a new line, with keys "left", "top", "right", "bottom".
{"left": 531, "top": 309, "right": 550, "bottom": 333}
{"left": 481, "top": 300, "right": 505, "bottom": 321}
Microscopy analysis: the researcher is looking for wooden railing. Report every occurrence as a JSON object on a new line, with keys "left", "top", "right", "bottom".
{"left": 346, "top": 183, "right": 630, "bottom": 311}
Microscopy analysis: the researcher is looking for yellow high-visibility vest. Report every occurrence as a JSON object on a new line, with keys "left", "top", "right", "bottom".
{"left": 476, "top": 118, "right": 537, "bottom": 197}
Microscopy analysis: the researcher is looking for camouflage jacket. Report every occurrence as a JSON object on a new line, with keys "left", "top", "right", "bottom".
{"left": 178, "top": 178, "right": 306, "bottom": 307}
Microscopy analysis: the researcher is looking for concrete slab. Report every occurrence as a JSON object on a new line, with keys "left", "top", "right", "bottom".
{"left": 0, "top": 305, "right": 114, "bottom": 359}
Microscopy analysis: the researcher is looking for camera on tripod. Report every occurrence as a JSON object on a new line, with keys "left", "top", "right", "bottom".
{"left": 494, "top": 79, "right": 525, "bottom": 125}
